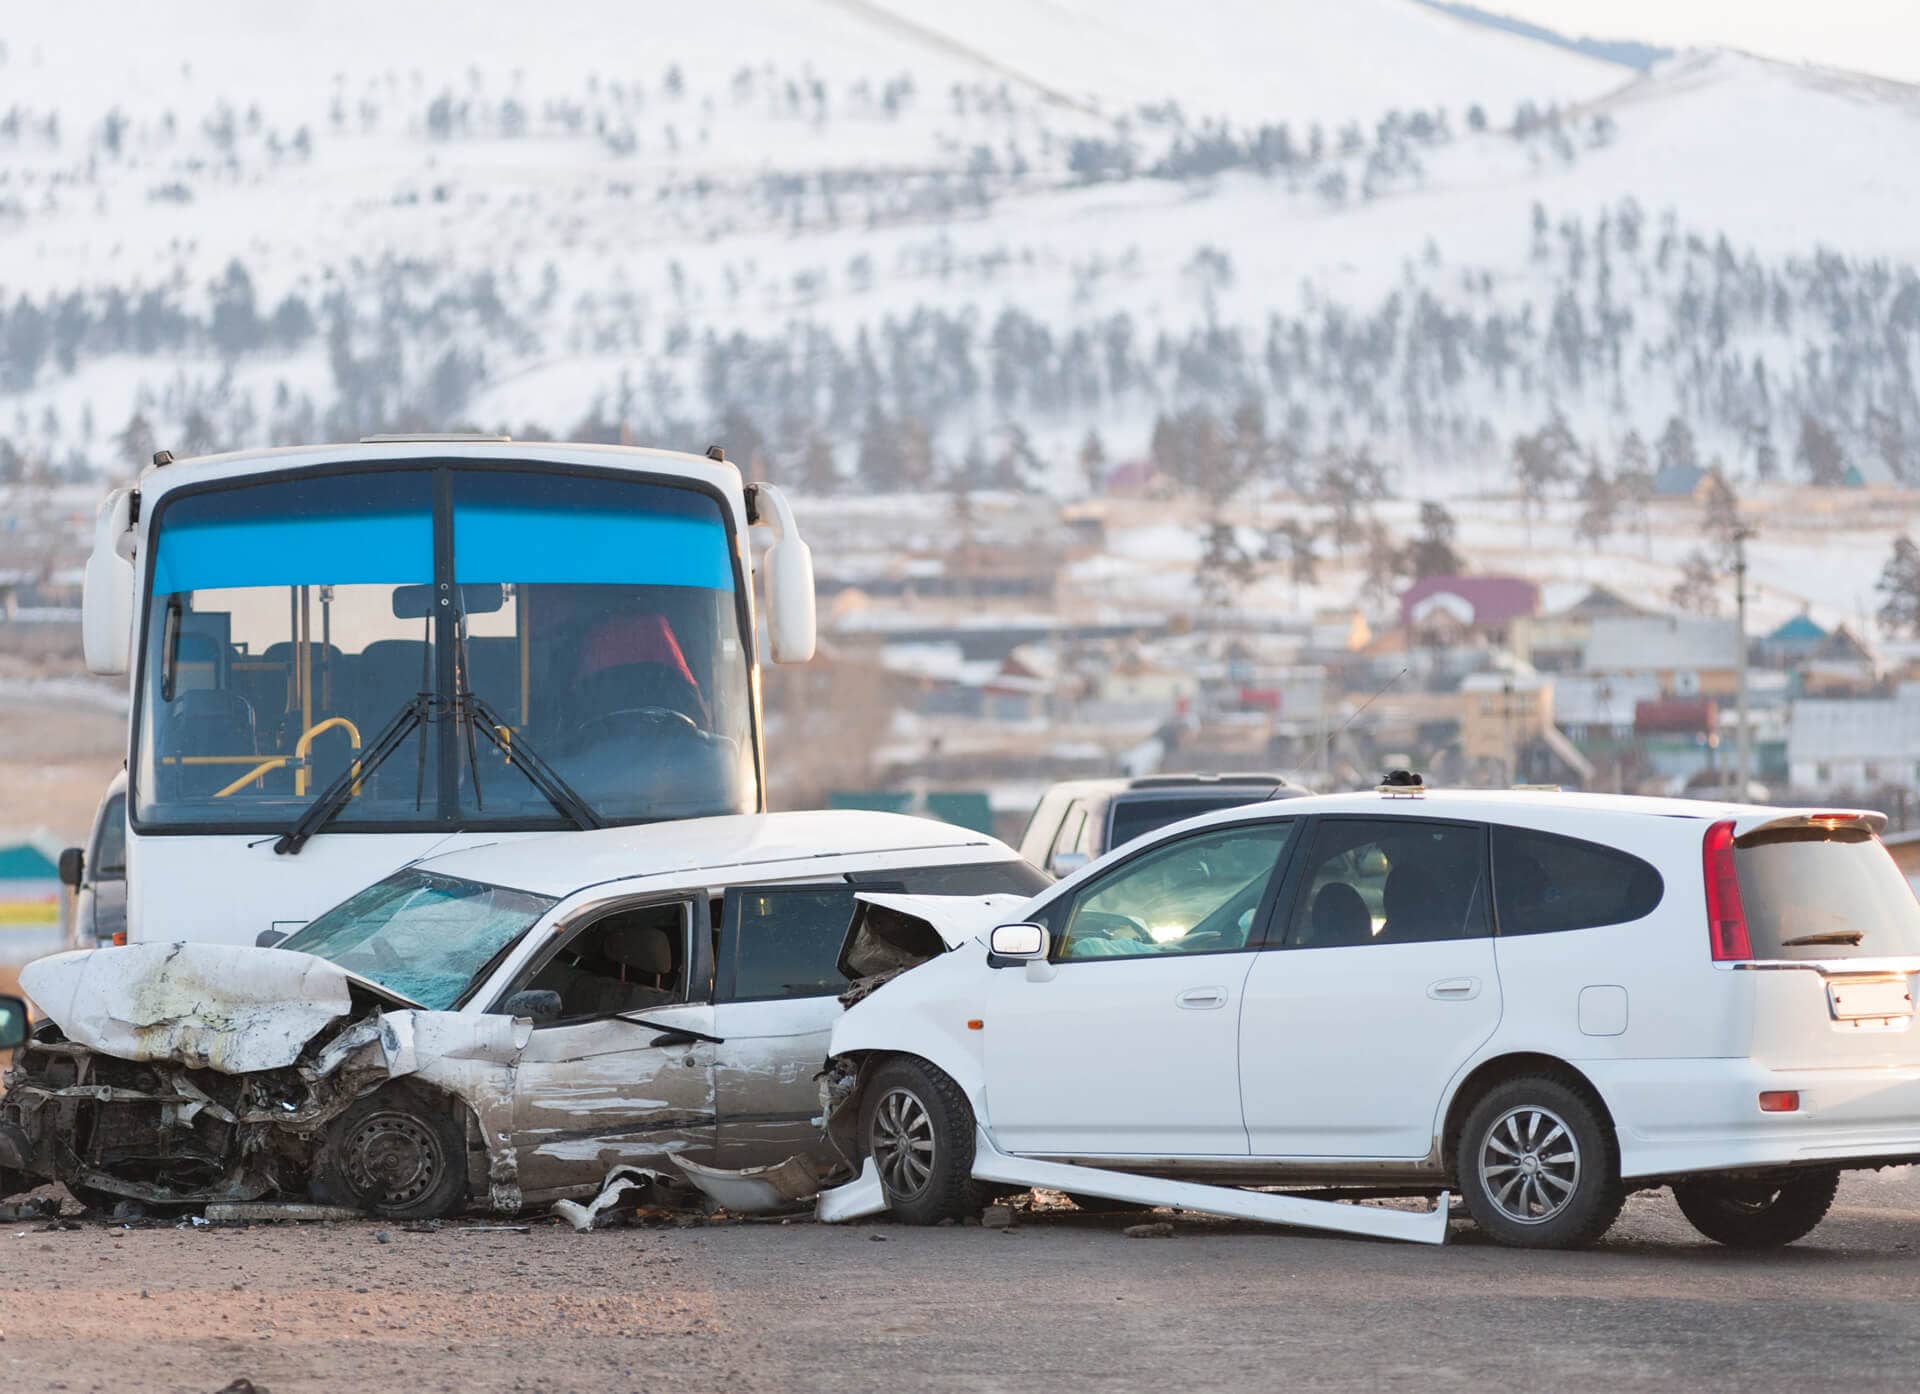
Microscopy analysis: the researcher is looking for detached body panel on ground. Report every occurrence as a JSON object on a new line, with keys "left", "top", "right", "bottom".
{"left": 0, "top": 810, "right": 1044, "bottom": 1217}
{"left": 824, "top": 789, "right": 1920, "bottom": 1247}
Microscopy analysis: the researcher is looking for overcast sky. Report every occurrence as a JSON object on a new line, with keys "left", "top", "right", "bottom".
{"left": 1491, "top": 0, "right": 1920, "bottom": 84}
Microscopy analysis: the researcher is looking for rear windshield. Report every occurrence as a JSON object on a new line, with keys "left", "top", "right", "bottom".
{"left": 1735, "top": 827, "right": 1920, "bottom": 959}
{"left": 1109, "top": 794, "right": 1272, "bottom": 849}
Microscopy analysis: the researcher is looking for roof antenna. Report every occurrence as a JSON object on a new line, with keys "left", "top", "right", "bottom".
{"left": 1283, "top": 666, "right": 1409, "bottom": 791}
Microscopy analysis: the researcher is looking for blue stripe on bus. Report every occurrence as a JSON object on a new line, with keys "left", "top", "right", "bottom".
{"left": 151, "top": 511, "right": 434, "bottom": 593}
{"left": 452, "top": 505, "right": 735, "bottom": 590}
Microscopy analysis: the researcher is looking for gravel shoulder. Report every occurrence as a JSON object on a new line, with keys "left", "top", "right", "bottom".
{"left": 4, "top": 1169, "right": 1918, "bottom": 1394}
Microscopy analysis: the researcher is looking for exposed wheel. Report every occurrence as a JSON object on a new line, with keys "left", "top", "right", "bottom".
{"left": 314, "top": 1083, "right": 468, "bottom": 1220}
{"left": 1671, "top": 1170, "right": 1840, "bottom": 1248}
{"left": 1064, "top": 1193, "right": 1153, "bottom": 1215}
{"left": 858, "top": 1057, "right": 985, "bottom": 1225}
{"left": 1458, "top": 1075, "right": 1623, "bottom": 1249}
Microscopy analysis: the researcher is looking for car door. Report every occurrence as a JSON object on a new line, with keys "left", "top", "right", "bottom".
{"left": 504, "top": 896, "right": 719, "bottom": 1199}
{"left": 980, "top": 819, "right": 1300, "bottom": 1158}
{"left": 1238, "top": 816, "right": 1502, "bottom": 1159}
{"left": 710, "top": 883, "right": 876, "bottom": 1166}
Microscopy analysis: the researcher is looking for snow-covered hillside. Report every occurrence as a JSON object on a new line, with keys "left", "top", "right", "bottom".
{"left": 2, "top": 0, "right": 1918, "bottom": 538}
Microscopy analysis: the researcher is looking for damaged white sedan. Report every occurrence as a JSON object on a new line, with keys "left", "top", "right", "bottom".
{"left": 0, "top": 810, "right": 1043, "bottom": 1218}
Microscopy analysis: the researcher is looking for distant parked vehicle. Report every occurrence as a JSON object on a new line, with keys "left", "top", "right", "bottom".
{"left": 828, "top": 786, "right": 1920, "bottom": 1249}
{"left": 58, "top": 772, "right": 127, "bottom": 950}
{"left": 1018, "top": 773, "right": 1311, "bottom": 877}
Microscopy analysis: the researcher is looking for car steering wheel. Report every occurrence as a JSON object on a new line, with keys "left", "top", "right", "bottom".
{"left": 568, "top": 706, "right": 703, "bottom": 748}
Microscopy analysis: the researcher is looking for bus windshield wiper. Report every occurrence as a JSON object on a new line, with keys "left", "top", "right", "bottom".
{"left": 1779, "top": 930, "right": 1866, "bottom": 948}
{"left": 448, "top": 599, "right": 602, "bottom": 834}
{"left": 273, "top": 693, "right": 440, "bottom": 855}
{"left": 457, "top": 689, "right": 603, "bottom": 833}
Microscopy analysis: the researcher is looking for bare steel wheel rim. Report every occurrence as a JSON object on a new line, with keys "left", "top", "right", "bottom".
{"left": 1478, "top": 1104, "right": 1581, "bottom": 1226}
{"left": 343, "top": 1112, "right": 443, "bottom": 1207}
{"left": 870, "top": 1087, "right": 937, "bottom": 1200}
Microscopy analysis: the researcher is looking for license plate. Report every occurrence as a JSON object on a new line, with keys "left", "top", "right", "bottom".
{"left": 1827, "top": 977, "right": 1915, "bottom": 1020}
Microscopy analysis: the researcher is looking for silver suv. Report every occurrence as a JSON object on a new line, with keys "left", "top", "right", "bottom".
{"left": 1018, "top": 773, "right": 1312, "bottom": 877}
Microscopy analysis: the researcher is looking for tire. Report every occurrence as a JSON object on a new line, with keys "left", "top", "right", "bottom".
{"left": 1671, "top": 1170, "right": 1840, "bottom": 1248}
{"left": 1064, "top": 1193, "right": 1153, "bottom": 1215}
{"left": 858, "top": 1057, "right": 986, "bottom": 1225}
{"left": 1457, "top": 1075, "right": 1624, "bottom": 1250}
{"left": 313, "top": 1083, "right": 469, "bottom": 1221}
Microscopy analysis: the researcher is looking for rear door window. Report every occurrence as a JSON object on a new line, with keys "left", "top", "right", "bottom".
{"left": 1285, "top": 819, "right": 1489, "bottom": 948}
{"left": 1736, "top": 826, "right": 1920, "bottom": 959}
{"left": 1492, "top": 827, "right": 1663, "bottom": 934}
{"left": 718, "top": 885, "right": 865, "bottom": 1002}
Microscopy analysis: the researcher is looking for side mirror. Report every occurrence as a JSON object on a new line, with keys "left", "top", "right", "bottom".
{"left": 82, "top": 489, "right": 136, "bottom": 676}
{"left": 502, "top": 989, "right": 563, "bottom": 1024}
{"left": 988, "top": 923, "right": 1049, "bottom": 961}
{"left": 57, "top": 848, "right": 84, "bottom": 889}
{"left": 254, "top": 929, "right": 288, "bottom": 948}
{"left": 752, "top": 483, "right": 816, "bottom": 664}
{"left": 1049, "top": 851, "right": 1089, "bottom": 879}
{"left": 0, "top": 995, "right": 29, "bottom": 1050}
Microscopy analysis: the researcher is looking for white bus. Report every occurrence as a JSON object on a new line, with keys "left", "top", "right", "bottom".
{"left": 79, "top": 436, "right": 816, "bottom": 946}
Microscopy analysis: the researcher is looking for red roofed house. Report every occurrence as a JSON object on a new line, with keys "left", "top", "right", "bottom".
{"left": 1400, "top": 575, "right": 1542, "bottom": 648}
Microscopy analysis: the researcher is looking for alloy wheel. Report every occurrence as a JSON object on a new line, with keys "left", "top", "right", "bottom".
{"left": 869, "top": 1086, "right": 937, "bottom": 1200}
{"left": 1478, "top": 1104, "right": 1582, "bottom": 1225}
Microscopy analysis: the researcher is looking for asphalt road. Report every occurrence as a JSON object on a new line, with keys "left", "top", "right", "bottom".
{"left": 5, "top": 1168, "right": 1919, "bottom": 1394}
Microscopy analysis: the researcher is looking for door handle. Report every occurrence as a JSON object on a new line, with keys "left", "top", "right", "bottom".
{"left": 1427, "top": 977, "right": 1481, "bottom": 1001}
{"left": 1176, "top": 987, "right": 1228, "bottom": 1010}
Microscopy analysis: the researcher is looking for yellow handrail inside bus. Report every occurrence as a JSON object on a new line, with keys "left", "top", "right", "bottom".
{"left": 203, "top": 717, "right": 365, "bottom": 800}
{"left": 293, "top": 717, "right": 363, "bottom": 797}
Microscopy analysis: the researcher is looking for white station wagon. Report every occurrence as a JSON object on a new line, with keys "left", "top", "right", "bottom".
{"left": 823, "top": 787, "right": 1920, "bottom": 1248}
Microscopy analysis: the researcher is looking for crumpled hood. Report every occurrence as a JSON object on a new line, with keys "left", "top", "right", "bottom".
{"left": 837, "top": 892, "right": 1029, "bottom": 981}
{"left": 21, "top": 942, "right": 367, "bottom": 1074}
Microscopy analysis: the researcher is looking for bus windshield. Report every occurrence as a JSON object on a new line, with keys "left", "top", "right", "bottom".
{"left": 132, "top": 466, "right": 756, "bottom": 831}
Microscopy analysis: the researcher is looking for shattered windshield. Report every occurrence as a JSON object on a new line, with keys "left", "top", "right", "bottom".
{"left": 279, "top": 869, "right": 556, "bottom": 1009}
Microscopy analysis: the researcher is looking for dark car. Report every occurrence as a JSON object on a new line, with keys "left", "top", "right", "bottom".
{"left": 1017, "top": 773, "right": 1311, "bottom": 877}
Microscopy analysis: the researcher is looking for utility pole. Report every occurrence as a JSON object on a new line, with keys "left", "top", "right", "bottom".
{"left": 1733, "top": 527, "right": 1755, "bottom": 796}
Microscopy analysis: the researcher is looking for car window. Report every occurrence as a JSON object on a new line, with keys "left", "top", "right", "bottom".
{"left": 1286, "top": 819, "right": 1489, "bottom": 948}
{"left": 1050, "top": 822, "right": 1294, "bottom": 961}
{"left": 722, "top": 885, "right": 864, "bottom": 1002}
{"left": 1491, "top": 827, "right": 1663, "bottom": 935}
{"left": 521, "top": 901, "right": 688, "bottom": 1021}
{"left": 1020, "top": 793, "right": 1069, "bottom": 864}
{"left": 92, "top": 793, "right": 127, "bottom": 878}
{"left": 1734, "top": 824, "right": 1920, "bottom": 959}
{"left": 1107, "top": 792, "right": 1274, "bottom": 849}
{"left": 1052, "top": 804, "right": 1090, "bottom": 864}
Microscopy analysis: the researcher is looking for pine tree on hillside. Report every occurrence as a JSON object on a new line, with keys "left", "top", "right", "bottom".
{"left": 1875, "top": 536, "right": 1920, "bottom": 638}
{"left": 1574, "top": 465, "right": 1617, "bottom": 551}
{"left": 1655, "top": 416, "right": 1697, "bottom": 475}
{"left": 1701, "top": 466, "right": 1743, "bottom": 560}
{"left": 1795, "top": 413, "right": 1847, "bottom": 487}
{"left": 1078, "top": 428, "right": 1107, "bottom": 496}
{"left": 1402, "top": 501, "right": 1463, "bottom": 578}
{"left": 1670, "top": 550, "right": 1722, "bottom": 616}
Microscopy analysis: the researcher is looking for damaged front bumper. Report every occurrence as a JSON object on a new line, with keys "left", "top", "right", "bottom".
{"left": 3, "top": 944, "right": 531, "bottom": 1214}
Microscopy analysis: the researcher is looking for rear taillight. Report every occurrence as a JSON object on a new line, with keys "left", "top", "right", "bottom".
{"left": 1703, "top": 819, "right": 1751, "bottom": 961}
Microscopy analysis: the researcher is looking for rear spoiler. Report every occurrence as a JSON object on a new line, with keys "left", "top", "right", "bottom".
{"left": 1730, "top": 809, "right": 1887, "bottom": 839}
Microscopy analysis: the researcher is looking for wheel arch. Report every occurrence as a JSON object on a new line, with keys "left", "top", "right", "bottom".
{"left": 1439, "top": 1052, "right": 1618, "bottom": 1173}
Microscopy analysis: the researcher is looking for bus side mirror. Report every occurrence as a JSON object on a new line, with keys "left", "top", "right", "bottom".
{"left": 57, "top": 849, "right": 83, "bottom": 889}
{"left": 752, "top": 484, "right": 816, "bottom": 664}
{"left": 82, "top": 490, "right": 136, "bottom": 677}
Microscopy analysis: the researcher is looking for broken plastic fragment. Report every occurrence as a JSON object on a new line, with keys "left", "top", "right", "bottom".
{"left": 670, "top": 1153, "right": 821, "bottom": 1214}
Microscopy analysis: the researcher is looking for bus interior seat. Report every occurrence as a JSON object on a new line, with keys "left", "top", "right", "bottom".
{"left": 161, "top": 689, "right": 258, "bottom": 799}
